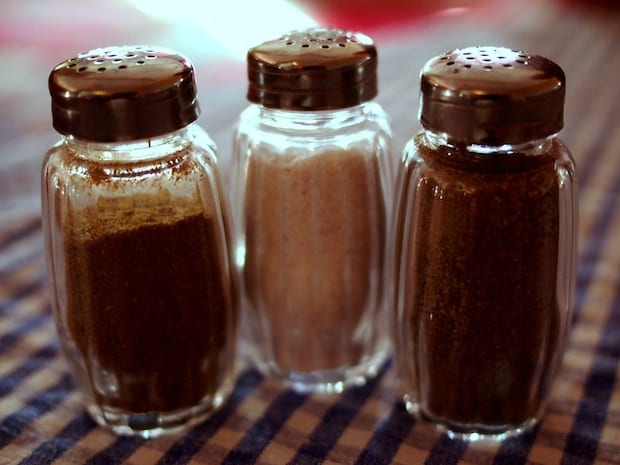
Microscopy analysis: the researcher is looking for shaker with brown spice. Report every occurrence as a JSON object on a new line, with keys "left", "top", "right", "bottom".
{"left": 232, "top": 28, "right": 393, "bottom": 392}
{"left": 393, "top": 47, "right": 577, "bottom": 439}
{"left": 42, "top": 46, "right": 237, "bottom": 437}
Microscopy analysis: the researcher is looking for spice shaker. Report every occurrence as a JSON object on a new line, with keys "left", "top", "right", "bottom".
{"left": 42, "top": 46, "right": 237, "bottom": 437}
{"left": 393, "top": 47, "right": 577, "bottom": 439}
{"left": 232, "top": 28, "right": 393, "bottom": 392}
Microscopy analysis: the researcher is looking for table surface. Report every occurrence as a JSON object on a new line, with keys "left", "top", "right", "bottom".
{"left": 1, "top": 0, "right": 620, "bottom": 463}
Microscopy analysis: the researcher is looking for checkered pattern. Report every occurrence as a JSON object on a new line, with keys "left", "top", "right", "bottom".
{"left": 1, "top": 1, "right": 619, "bottom": 463}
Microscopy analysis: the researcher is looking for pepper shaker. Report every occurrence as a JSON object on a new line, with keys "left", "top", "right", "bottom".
{"left": 232, "top": 28, "right": 393, "bottom": 392}
{"left": 42, "top": 46, "right": 237, "bottom": 437}
{"left": 393, "top": 47, "right": 577, "bottom": 439}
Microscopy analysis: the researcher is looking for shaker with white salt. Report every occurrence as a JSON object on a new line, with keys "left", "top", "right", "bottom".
{"left": 232, "top": 28, "right": 393, "bottom": 392}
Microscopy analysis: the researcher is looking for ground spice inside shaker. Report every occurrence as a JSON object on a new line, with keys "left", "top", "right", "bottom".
{"left": 64, "top": 192, "right": 231, "bottom": 413}
{"left": 244, "top": 147, "right": 386, "bottom": 372}
{"left": 394, "top": 46, "right": 577, "bottom": 437}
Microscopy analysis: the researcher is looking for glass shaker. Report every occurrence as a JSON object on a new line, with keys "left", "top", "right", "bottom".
{"left": 42, "top": 46, "right": 237, "bottom": 437}
{"left": 232, "top": 28, "right": 393, "bottom": 393}
{"left": 393, "top": 47, "right": 577, "bottom": 439}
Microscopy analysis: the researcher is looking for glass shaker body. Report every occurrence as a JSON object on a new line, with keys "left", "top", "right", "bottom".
{"left": 234, "top": 104, "right": 392, "bottom": 392}
{"left": 393, "top": 47, "right": 577, "bottom": 439}
{"left": 233, "top": 29, "right": 393, "bottom": 392}
{"left": 42, "top": 47, "right": 237, "bottom": 437}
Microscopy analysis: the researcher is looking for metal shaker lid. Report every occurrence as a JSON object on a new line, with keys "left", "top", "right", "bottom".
{"left": 49, "top": 46, "right": 200, "bottom": 142}
{"left": 247, "top": 27, "right": 378, "bottom": 110}
{"left": 419, "top": 46, "right": 565, "bottom": 145}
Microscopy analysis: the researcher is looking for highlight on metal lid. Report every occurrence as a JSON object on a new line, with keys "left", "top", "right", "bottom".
{"left": 49, "top": 45, "right": 200, "bottom": 142}
{"left": 247, "top": 27, "right": 378, "bottom": 110}
{"left": 419, "top": 46, "right": 566, "bottom": 145}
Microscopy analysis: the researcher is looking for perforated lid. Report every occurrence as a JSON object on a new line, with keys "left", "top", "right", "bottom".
{"left": 247, "top": 28, "right": 378, "bottom": 110}
{"left": 419, "top": 46, "right": 566, "bottom": 145}
{"left": 49, "top": 46, "right": 199, "bottom": 142}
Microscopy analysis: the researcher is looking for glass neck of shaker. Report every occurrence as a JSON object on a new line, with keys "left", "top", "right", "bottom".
{"left": 257, "top": 103, "right": 371, "bottom": 131}
{"left": 62, "top": 125, "right": 194, "bottom": 163}
{"left": 422, "top": 128, "right": 557, "bottom": 157}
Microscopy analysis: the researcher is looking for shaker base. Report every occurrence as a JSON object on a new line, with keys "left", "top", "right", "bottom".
{"left": 264, "top": 348, "right": 388, "bottom": 394}
{"left": 85, "top": 387, "right": 231, "bottom": 438}
{"left": 404, "top": 396, "right": 539, "bottom": 442}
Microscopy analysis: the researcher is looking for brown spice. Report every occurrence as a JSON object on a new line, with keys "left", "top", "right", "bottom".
{"left": 243, "top": 147, "right": 386, "bottom": 373}
{"left": 398, "top": 135, "right": 565, "bottom": 428}
{"left": 65, "top": 197, "right": 234, "bottom": 413}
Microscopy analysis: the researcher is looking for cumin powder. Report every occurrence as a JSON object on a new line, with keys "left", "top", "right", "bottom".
{"left": 401, "top": 137, "right": 563, "bottom": 426}
{"left": 65, "top": 197, "right": 233, "bottom": 413}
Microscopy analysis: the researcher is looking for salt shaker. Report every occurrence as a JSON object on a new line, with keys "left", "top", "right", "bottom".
{"left": 393, "top": 47, "right": 577, "bottom": 439}
{"left": 232, "top": 28, "right": 393, "bottom": 392}
{"left": 42, "top": 46, "right": 237, "bottom": 437}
